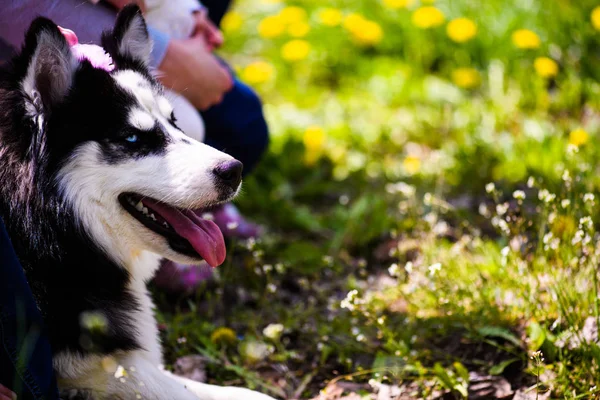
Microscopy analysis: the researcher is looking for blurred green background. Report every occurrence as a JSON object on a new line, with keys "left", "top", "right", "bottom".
{"left": 156, "top": 1, "right": 600, "bottom": 398}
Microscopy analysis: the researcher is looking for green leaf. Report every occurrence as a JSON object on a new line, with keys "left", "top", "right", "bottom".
{"left": 527, "top": 321, "right": 546, "bottom": 351}
{"left": 433, "top": 362, "right": 456, "bottom": 390}
{"left": 489, "top": 358, "right": 520, "bottom": 375}
{"left": 477, "top": 326, "right": 521, "bottom": 347}
{"left": 453, "top": 362, "right": 470, "bottom": 383}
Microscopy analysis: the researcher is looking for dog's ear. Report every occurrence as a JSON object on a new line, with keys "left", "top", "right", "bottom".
{"left": 21, "top": 18, "right": 77, "bottom": 112}
{"left": 102, "top": 5, "right": 152, "bottom": 69}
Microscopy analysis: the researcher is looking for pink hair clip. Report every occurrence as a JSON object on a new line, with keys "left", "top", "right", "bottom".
{"left": 59, "top": 26, "right": 115, "bottom": 72}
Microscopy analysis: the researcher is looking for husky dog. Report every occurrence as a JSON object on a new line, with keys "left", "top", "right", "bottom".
{"left": 0, "top": 6, "right": 274, "bottom": 400}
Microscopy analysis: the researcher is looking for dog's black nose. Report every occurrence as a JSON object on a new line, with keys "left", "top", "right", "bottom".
{"left": 213, "top": 160, "right": 243, "bottom": 189}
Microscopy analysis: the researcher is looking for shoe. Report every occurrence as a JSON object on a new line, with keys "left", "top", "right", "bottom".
{"left": 153, "top": 259, "right": 214, "bottom": 293}
{"left": 153, "top": 204, "right": 262, "bottom": 293}
{"left": 206, "top": 203, "right": 263, "bottom": 239}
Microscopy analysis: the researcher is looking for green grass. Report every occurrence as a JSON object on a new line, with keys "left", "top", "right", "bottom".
{"left": 155, "top": 0, "right": 600, "bottom": 398}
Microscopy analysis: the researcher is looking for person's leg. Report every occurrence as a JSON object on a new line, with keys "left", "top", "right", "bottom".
{"left": 0, "top": 218, "right": 59, "bottom": 400}
{"left": 201, "top": 79, "right": 270, "bottom": 177}
{"left": 201, "top": 0, "right": 233, "bottom": 27}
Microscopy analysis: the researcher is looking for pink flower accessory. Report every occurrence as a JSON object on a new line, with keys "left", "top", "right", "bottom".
{"left": 58, "top": 26, "right": 115, "bottom": 72}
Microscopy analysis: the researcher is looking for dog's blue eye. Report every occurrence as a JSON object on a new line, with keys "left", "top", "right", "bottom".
{"left": 125, "top": 134, "right": 138, "bottom": 143}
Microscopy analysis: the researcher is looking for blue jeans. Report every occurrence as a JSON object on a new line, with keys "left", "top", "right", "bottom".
{"left": 0, "top": 218, "right": 59, "bottom": 400}
{"left": 202, "top": 78, "right": 269, "bottom": 177}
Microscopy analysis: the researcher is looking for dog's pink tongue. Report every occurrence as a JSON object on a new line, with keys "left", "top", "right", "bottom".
{"left": 142, "top": 200, "right": 226, "bottom": 267}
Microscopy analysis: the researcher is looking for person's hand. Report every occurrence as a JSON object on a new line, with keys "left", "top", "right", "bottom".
{"left": 192, "top": 9, "right": 224, "bottom": 51}
{"left": 105, "top": 0, "right": 147, "bottom": 13}
{"left": 157, "top": 36, "right": 233, "bottom": 111}
{"left": 0, "top": 383, "right": 16, "bottom": 400}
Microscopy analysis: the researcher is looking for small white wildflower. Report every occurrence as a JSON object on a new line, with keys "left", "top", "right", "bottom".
{"left": 513, "top": 190, "right": 526, "bottom": 200}
{"left": 580, "top": 216, "right": 593, "bottom": 229}
{"left": 485, "top": 183, "right": 496, "bottom": 193}
{"left": 501, "top": 247, "right": 510, "bottom": 257}
{"left": 339, "top": 194, "right": 350, "bottom": 205}
{"left": 340, "top": 290, "right": 359, "bottom": 311}
{"left": 479, "top": 203, "right": 490, "bottom": 218}
{"left": 538, "top": 189, "right": 556, "bottom": 203}
{"left": 404, "top": 261, "right": 413, "bottom": 274}
{"left": 114, "top": 365, "right": 127, "bottom": 379}
{"left": 267, "top": 283, "right": 277, "bottom": 293}
{"left": 428, "top": 263, "right": 442, "bottom": 276}
{"left": 385, "top": 182, "right": 416, "bottom": 197}
{"left": 561, "top": 199, "right": 571, "bottom": 208}
{"left": 566, "top": 144, "right": 579, "bottom": 155}
{"left": 584, "top": 193, "right": 596, "bottom": 204}
{"left": 424, "top": 212, "right": 437, "bottom": 226}
{"left": 241, "top": 340, "right": 273, "bottom": 363}
{"left": 226, "top": 221, "right": 239, "bottom": 230}
{"left": 351, "top": 327, "right": 360, "bottom": 336}
{"left": 562, "top": 170, "right": 571, "bottom": 183}
{"left": 177, "top": 337, "right": 187, "bottom": 344}
{"left": 388, "top": 263, "right": 399, "bottom": 277}
{"left": 356, "top": 334, "right": 365, "bottom": 342}
{"left": 496, "top": 203, "right": 509, "bottom": 216}
{"left": 423, "top": 193, "right": 433, "bottom": 206}
{"left": 493, "top": 218, "right": 510, "bottom": 234}
{"left": 263, "top": 323, "right": 284, "bottom": 341}
{"left": 543, "top": 232, "right": 554, "bottom": 244}
{"left": 527, "top": 177, "right": 535, "bottom": 188}
{"left": 572, "top": 230, "right": 584, "bottom": 245}
{"left": 433, "top": 221, "right": 449, "bottom": 236}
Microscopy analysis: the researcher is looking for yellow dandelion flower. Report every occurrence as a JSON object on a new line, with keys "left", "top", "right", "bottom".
{"left": 303, "top": 126, "right": 325, "bottom": 150}
{"left": 221, "top": 11, "right": 243, "bottom": 33}
{"left": 421, "top": 0, "right": 436, "bottom": 3}
{"left": 303, "top": 126, "right": 325, "bottom": 166}
{"left": 288, "top": 21, "right": 311, "bottom": 37}
{"left": 351, "top": 20, "right": 384, "bottom": 45}
{"left": 592, "top": 6, "right": 600, "bottom": 30}
{"left": 512, "top": 29, "right": 540, "bottom": 49}
{"left": 446, "top": 17, "right": 477, "bottom": 43}
{"left": 403, "top": 156, "right": 421, "bottom": 174}
{"left": 343, "top": 13, "right": 368, "bottom": 32}
{"left": 569, "top": 129, "right": 589, "bottom": 147}
{"left": 452, "top": 68, "right": 480, "bottom": 89}
{"left": 242, "top": 61, "right": 274, "bottom": 84}
{"left": 258, "top": 15, "right": 285, "bottom": 38}
{"left": 281, "top": 39, "right": 311, "bottom": 62}
{"left": 412, "top": 6, "right": 445, "bottom": 29}
{"left": 382, "top": 0, "right": 414, "bottom": 9}
{"left": 210, "top": 327, "right": 237, "bottom": 345}
{"left": 278, "top": 6, "right": 307, "bottom": 24}
{"left": 318, "top": 8, "right": 343, "bottom": 26}
{"left": 534, "top": 57, "right": 558, "bottom": 78}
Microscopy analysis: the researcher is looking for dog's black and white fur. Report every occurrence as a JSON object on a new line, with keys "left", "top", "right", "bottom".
{"left": 0, "top": 6, "right": 274, "bottom": 400}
